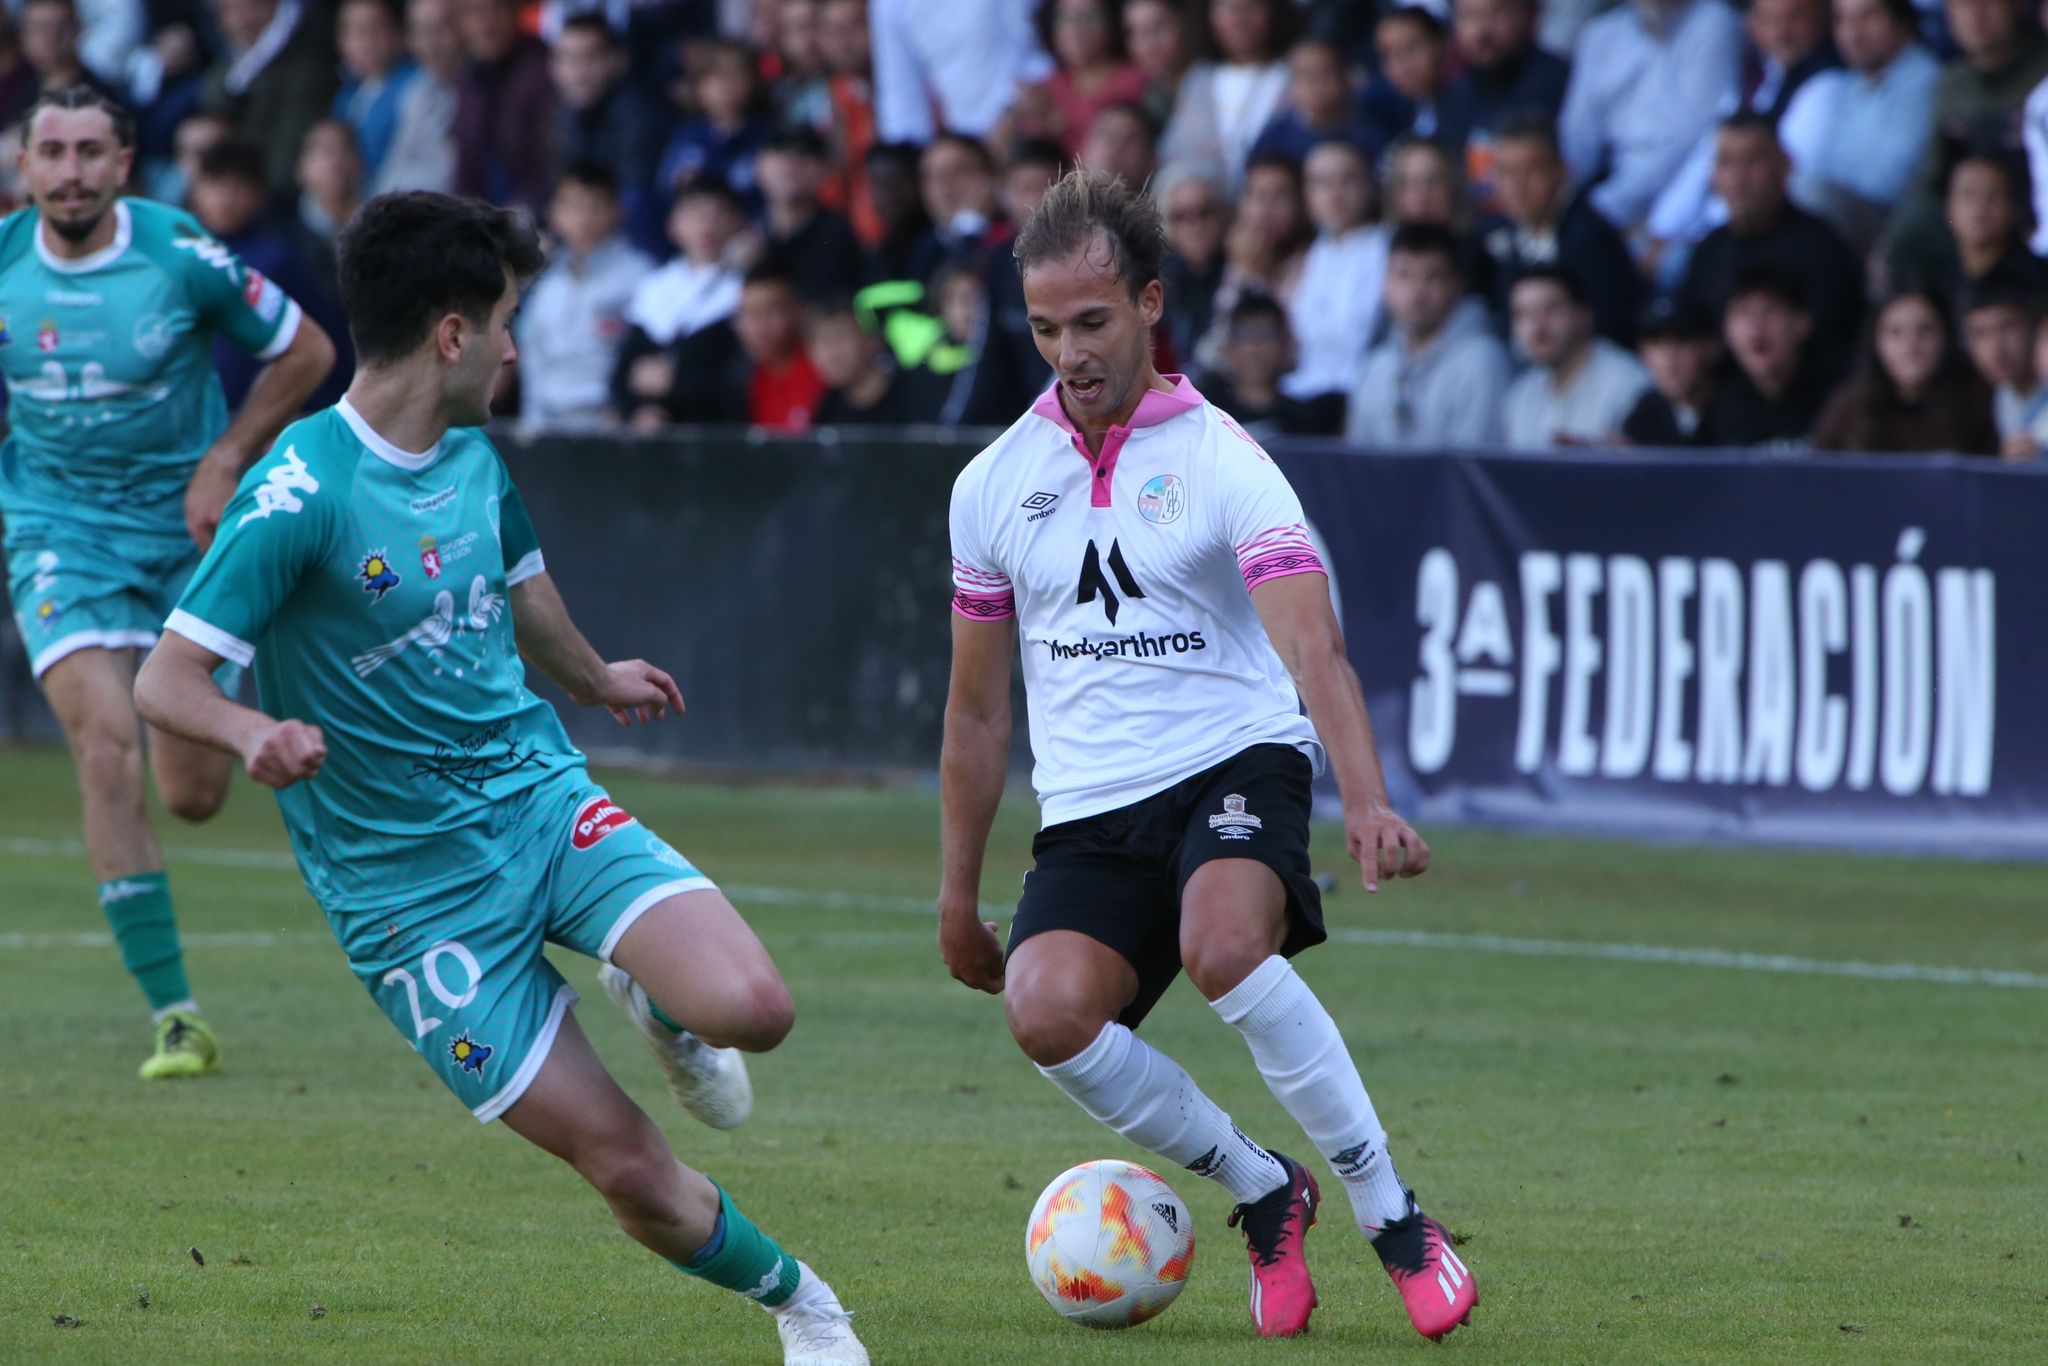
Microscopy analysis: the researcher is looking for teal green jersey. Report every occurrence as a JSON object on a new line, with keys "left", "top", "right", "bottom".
{"left": 167, "top": 400, "right": 586, "bottom": 913}
{"left": 0, "top": 198, "right": 302, "bottom": 542}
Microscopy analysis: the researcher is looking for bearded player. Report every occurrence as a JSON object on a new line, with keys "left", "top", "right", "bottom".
{"left": 0, "top": 85, "right": 335, "bottom": 1078}
{"left": 938, "top": 169, "right": 1479, "bottom": 1341}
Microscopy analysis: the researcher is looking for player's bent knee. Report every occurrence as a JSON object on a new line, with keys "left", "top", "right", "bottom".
{"left": 1181, "top": 931, "right": 1272, "bottom": 1002}
{"left": 730, "top": 974, "right": 795, "bottom": 1052}
{"left": 1005, "top": 988, "right": 1109, "bottom": 1068}
{"left": 160, "top": 777, "right": 229, "bottom": 825}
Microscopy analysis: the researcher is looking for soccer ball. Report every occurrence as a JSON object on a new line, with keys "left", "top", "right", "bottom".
{"left": 1025, "top": 1159, "right": 1196, "bottom": 1329}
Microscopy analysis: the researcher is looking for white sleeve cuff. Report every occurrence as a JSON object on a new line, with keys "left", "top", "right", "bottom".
{"left": 506, "top": 550, "right": 545, "bottom": 586}
{"left": 257, "top": 297, "right": 303, "bottom": 361}
{"left": 164, "top": 609, "right": 256, "bottom": 667}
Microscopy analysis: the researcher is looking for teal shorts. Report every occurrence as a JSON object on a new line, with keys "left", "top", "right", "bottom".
{"left": 5, "top": 523, "right": 240, "bottom": 690}
{"left": 333, "top": 778, "right": 715, "bottom": 1122}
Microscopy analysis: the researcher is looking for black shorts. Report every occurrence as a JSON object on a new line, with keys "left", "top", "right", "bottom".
{"left": 1007, "top": 743, "right": 1325, "bottom": 1029}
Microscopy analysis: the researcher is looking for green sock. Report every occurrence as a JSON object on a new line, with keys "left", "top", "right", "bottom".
{"left": 671, "top": 1186, "right": 801, "bottom": 1308}
{"left": 98, "top": 873, "right": 191, "bottom": 1013}
{"left": 647, "top": 997, "right": 687, "bottom": 1034}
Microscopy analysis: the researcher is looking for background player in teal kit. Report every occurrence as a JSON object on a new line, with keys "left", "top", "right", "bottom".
{"left": 0, "top": 86, "right": 335, "bottom": 1078}
{"left": 134, "top": 193, "right": 868, "bottom": 1366}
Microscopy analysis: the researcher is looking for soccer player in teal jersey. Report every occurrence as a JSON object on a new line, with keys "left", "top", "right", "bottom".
{"left": 135, "top": 193, "right": 869, "bottom": 1366}
{"left": 0, "top": 86, "right": 336, "bottom": 1079}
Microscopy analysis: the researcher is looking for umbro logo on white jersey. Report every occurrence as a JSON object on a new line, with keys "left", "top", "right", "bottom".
{"left": 1021, "top": 491, "right": 1060, "bottom": 521}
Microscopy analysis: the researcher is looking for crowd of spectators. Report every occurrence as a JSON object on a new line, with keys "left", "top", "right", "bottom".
{"left": 14, "top": 0, "right": 2048, "bottom": 454}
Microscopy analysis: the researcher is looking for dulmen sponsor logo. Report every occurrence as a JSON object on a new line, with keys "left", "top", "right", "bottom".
{"left": 1407, "top": 529, "right": 1996, "bottom": 798}
{"left": 571, "top": 795, "right": 637, "bottom": 849}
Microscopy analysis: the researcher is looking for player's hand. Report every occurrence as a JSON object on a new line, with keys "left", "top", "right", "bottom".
{"left": 184, "top": 452, "right": 242, "bottom": 552}
{"left": 938, "top": 898, "right": 1005, "bottom": 995}
{"left": 1347, "top": 803, "right": 1429, "bottom": 892}
{"left": 577, "top": 660, "right": 685, "bottom": 725}
{"left": 242, "top": 719, "right": 326, "bottom": 789}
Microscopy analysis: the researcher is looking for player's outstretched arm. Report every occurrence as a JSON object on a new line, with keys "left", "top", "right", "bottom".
{"left": 135, "top": 633, "right": 327, "bottom": 789}
{"left": 509, "top": 572, "right": 685, "bottom": 726}
{"left": 1252, "top": 573, "right": 1430, "bottom": 893}
{"left": 186, "top": 318, "right": 338, "bottom": 551}
{"left": 938, "top": 614, "right": 1015, "bottom": 994}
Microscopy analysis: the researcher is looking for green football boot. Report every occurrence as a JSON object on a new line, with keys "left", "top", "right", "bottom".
{"left": 139, "top": 1009, "right": 221, "bottom": 1080}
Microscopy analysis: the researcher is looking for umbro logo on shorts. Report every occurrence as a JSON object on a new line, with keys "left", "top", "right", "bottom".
{"left": 570, "top": 795, "right": 637, "bottom": 850}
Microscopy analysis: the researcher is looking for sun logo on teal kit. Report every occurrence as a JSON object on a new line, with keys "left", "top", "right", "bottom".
{"left": 449, "top": 1031, "right": 493, "bottom": 1077}
{"left": 357, "top": 548, "right": 401, "bottom": 603}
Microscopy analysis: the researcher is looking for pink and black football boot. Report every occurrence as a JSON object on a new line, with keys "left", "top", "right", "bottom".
{"left": 1372, "top": 1194, "right": 1478, "bottom": 1341}
{"left": 1226, "top": 1151, "right": 1320, "bottom": 1337}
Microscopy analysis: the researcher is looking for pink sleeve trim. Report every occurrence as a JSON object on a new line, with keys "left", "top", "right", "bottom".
{"left": 1237, "top": 524, "right": 1324, "bottom": 590}
{"left": 951, "top": 555, "right": 1012, "bottom": 592}
{"left": 1241, "top": 548, "right": 1327, "bottom": 593}
{"left": 952, "top": 589, "right": 1017, "bottom": 621}
{"left": 1234, "top": 523, "right": 1312, "bottom": 558}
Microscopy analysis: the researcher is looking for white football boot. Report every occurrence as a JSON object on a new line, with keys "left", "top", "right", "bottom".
{"left": 774, "top": 1263, "right": 869, "bottom": 1366}
{"left": 598, "top": 964, "right": 753, "bottom": 1129}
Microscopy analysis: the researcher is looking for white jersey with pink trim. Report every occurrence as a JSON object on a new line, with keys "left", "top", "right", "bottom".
{"left": 950, "top": 376, "right": 1327, "bottom": 826}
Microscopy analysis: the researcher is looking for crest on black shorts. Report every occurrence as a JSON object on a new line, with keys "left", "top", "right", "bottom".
{"left": 1208, "top": 794, "right": 1263, "bottom": 840}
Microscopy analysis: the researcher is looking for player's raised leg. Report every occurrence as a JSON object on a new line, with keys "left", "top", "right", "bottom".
{"left": 501, "top": 1012, "right": 867, "bottom": 1365}
{"left": 600, "top": 888, "right": 792, "bottom": 1129}
{"left": 1187, "top": 858, "right": 1476, "bottom": 1341}
{"left": 43, "top": 646, "right": 217, "bottom": 1079}
{"left": 1005, "top": 929, "right": 1318, "bottom": 1336}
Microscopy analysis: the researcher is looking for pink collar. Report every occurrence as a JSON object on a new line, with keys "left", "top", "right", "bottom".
{"left": 1031, "top": 374, "right": 1205, "bottom": 434}
{"left": 1032, "top": 374, "right": 1205, "bottom": 508}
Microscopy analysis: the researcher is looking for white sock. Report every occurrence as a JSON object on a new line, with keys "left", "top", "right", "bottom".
{"left": 1212, "top": 955, "right": 1412, "bottom": 1234}
{"left": 150, "top": 998, "right": 199, "bottom": 1024}
{"left": 768, "top": 1261, "right": 845, "bottom": 1318}
{"left": 1038, "top": 1021, "right": 1289, "bottom": 1205}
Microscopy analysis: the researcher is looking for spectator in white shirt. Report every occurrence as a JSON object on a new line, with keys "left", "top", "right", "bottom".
{"left": 613, "top": 177, "right": 749, "bottom": 430}
{"left": 1283, "top": 138, "right": 1390, "bottom": 404}
{"left": 517, "top": 163, "right": 655, "bottom": 429}
{"left": 1502, "top": 266, "right": 1650, "bottom": 448}
{"left": 868, "top": 0, "right": 1049, "bottom": 143}
{"left": 1558, "top": 0, "right": 1743, "bottom": 240}
{"left": 1159, "top": 0, "right": 1297, "bottom": 193}
{"left": 1778, "top": 0, "right": 1939, "bottom": 253}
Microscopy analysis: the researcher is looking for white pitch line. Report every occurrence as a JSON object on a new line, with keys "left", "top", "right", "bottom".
{"left": 3, "top": 836, "right": 2043, "bottom": 990}
{"left": 0, "top": 931, "right": 330, "bottom": 949}
{"left": 1322, "top": 927, "right": 2048, "bottom": 990}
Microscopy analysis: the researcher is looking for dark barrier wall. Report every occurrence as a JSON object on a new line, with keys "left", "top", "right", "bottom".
{"left": 3, "top": 431, "right": 2043, "bottom": 856}
{"left": 1279, "top": 445, "right": 2046, "bottom": 859}
{"left": 498, "top": 429, "right": 972, "bottom": 770}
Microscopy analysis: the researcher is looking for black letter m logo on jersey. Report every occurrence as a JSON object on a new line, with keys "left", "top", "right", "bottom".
{"left": 1076, "top": 539, "right": 1145, "bottom": 625}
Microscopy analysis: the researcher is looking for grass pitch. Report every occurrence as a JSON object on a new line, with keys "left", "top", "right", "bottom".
{"left": 0, "top": 743, "right": 2042, "bottom": 1363}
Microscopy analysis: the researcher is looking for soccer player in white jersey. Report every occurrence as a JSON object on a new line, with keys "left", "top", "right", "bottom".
{"left": 938, "top": 169, "right": 1480, "bottom": 1342}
